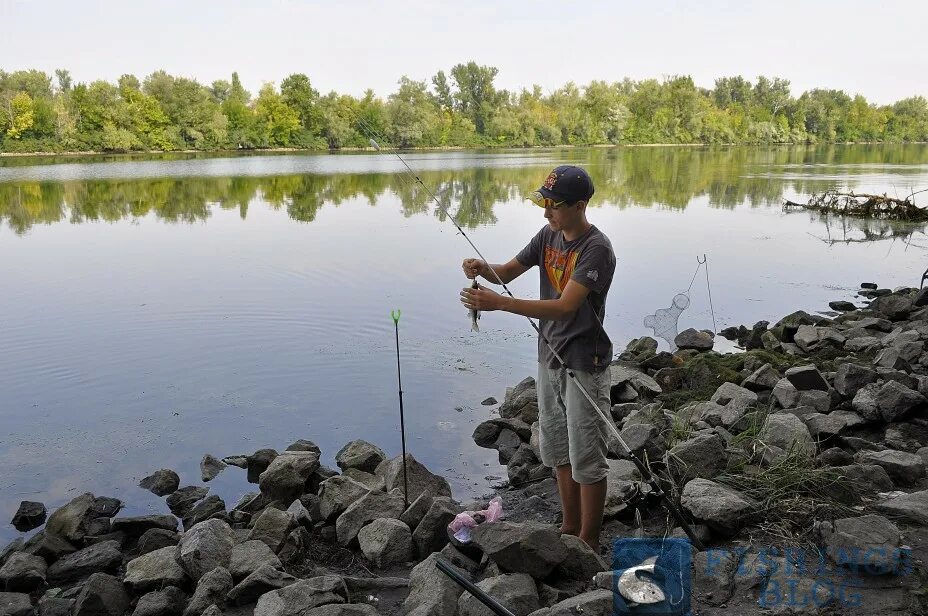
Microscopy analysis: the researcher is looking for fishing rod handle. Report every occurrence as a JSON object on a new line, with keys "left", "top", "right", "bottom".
{"left": 435, "top": 558, "right": 517, "bottom": 616}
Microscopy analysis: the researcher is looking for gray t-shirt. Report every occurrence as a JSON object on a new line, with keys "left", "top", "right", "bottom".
{"left": 516, "top": 224, "right": 616, "bottom": 373}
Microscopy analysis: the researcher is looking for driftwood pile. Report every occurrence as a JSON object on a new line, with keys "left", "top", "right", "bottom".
{"left": 784, "top": 189, "right": 928, "bottom": 222}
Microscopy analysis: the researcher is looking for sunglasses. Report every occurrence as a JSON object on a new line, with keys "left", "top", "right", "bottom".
{"left": 540, "top": 197, "right": 575, "bottom": 210}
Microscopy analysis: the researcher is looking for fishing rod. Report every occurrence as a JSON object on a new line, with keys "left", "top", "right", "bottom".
{"left": 357, "top": 119, "right": 706, "bottom": 551}
{"left": 391, "top": 309, "right": 410, "bottom": 509}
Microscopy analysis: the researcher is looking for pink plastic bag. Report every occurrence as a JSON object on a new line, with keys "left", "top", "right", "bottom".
{"left": 448, "top": 496, "right": 504, "bottom": 543}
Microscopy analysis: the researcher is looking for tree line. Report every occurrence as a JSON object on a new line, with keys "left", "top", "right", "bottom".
{"left": 1, "top": 63, "right": 927, "bottom": 153}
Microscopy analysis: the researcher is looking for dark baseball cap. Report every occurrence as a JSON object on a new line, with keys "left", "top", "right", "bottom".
{"left": 527, "top": 165, "right": 595, "bottom": 207}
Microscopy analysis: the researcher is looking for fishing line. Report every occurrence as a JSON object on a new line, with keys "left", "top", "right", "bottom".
{"left": 355, "top": 117, "right": 706, "bottom": 550}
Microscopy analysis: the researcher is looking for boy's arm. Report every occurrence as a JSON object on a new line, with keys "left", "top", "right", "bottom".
{"left": 480, "top": 258, "right": 531, "bottom": 285}
{"left": 462, "top": 279, "right": 591, "bottom": 321}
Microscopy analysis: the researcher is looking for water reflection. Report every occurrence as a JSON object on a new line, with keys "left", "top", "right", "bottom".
{"left": 3, "top": 144, "right": 927, "bottom": 235}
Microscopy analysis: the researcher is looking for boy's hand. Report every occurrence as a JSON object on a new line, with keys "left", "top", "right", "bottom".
{"left": 462, "top": 258, "right": 485, "bottom": 280}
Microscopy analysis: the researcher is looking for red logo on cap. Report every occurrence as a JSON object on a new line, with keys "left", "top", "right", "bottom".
{"left": 543, "top": 171, "right": 558, "bottom": 190}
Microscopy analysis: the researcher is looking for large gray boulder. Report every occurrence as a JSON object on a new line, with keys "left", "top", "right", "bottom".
{"left": 858, "top": 449, "right": 926, "bottom": 486}
{"left": 784, "top": 365, "right": 829, "bottom": 391}
{"left": 229, "top": 540, "right": 282, "bottom": 580}
{"left": 358, "top": 518, "right": 413, "bottom": 568}
{"left": 664, "top": 433, "right": 727, "bottom": 482}
{"left": 11, "top": 501, "right": 46, "bottom": 533}
{"left": 253, "top": 576, "right": 348, "bottom": 616}
{"left": 22, "top": 531, "right": 75, "bottom": 563}
{"left": 0, "top": 552, "right": 47, "bottom": 592}
{"left": 605, "top": 459, "right": 640, "bottom": 517}
{"left": 871, "top": 294, "right": 913, "bottom": 321}
{"left": 319, "top": 476, "right": 371, "bottom": 521}
{"left": 0, "top": 593, "right": 33, "bottom": 616}
{"left": 182, "top": 495, "right": 226, "bottom": 530}
{"left": 819, "top": 515, "right": 903, "bottom": 573}
{"left": 834, "top": 363, "right": 879, "bottom": 399}
{"left": 741, "top": 363, "right": 781, "bottom": 392}
{"left": 259, "top": 451, "right": 320, "bottom": 504}
{"left": 183, "top": 566, "right": 233, "bottom": 616}
{"left": 876, "top": 381, "right": 926, "bottom": 423}
{"left": 681, "top": 479, "right": 756, "bottom": 534}
{"left": 201, "top": 454, "right": 227, "bottom": 482}
{"left": 335, "top": 440, "right": 386, "bottom": 473}
{"left": 247, "top": 507, "right": 296, "bottom": 552}
{"left": 227, "top": 564, "right": 297, "bottom": 606}
{"left": 458, "top": 573, "right": 539, "bottom": 616}
{"left": 47, "top": 540, "right": 122, "bottom": 585}
{"left": 139, "top": 469, "right": 180, "bottom": 496}
{"left": 335, "top": 490, "right": 406, "bottom": 547}
{"left": 470, "top": 522, "right": 567, "bottom": 578}
{"left": 166, "top": 486, "right": 209, "bottom": 518}
{"left": 709, "top": 382, "right": 757, "bottom": 427}
{"left": 821, "top": 464, "right": 893, "bottom": 503}
{"left": 757, "top": 413, "right": 815, "bottom": 460}
{"left": 412, "top": 497, "right": 462, "bottom": 557}
{"left": 873, "top": 490, "right": 928, "bottom": 525}
{"left": 111, "top": 514, "right": 178, "bottom": 537}
{"left": 132, "top": 587, "right": 187, "bottom": 616}
{"left": 499, "top": 377, "right": 539, "bottom": 424}
{"left": 125, "top": 546, "right": 188, "bottom": 592}
{"left": 375, "top": 454, "right": 452, "bottom": 502}
{"left": 176, "top": 518, "right": 234, "bottom": 582}
{"left": 138, "top": 528, "right": 181, "bottom": 556}
{"left": 851, "top": 382, "right": 883, "bottom": 421}
{"left": 401, "top": 552, "right": 464, "bottom": 616}
{"left": 771, "top": 378, "right": 800, "bottom": 409}
{"left": 73, "top": 572, "right": 130, "bottom": 616}
{"left": 555, "top": 534, "right": 607, "bottom": 582}
{"left": 45, "top": 493, "right": 98, "bottom": 543}
{"left": 675, "top": 328, "right": 714, "bottom": 352}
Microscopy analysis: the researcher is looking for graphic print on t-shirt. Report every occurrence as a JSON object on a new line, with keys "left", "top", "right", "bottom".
{"left": 543, "top": 245, "right": 579, "bottom": 294}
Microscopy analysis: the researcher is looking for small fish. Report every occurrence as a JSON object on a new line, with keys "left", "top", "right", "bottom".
{"left": 617, "top": 556, "right": 666, "bottom": 606}
{"left": 469, "top": 279, "right": 480, "bottom": 332}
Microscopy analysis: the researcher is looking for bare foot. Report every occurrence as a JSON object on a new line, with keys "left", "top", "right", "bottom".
{"left": 559, "top": 525, "right": 579, "bottom": 536}
{"left": 580, "top": 535, "right": 600, "bottom": 553}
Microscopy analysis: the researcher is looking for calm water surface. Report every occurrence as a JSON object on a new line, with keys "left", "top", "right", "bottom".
{"left": 1, "top": 145, "right": 927, "bottom": 543}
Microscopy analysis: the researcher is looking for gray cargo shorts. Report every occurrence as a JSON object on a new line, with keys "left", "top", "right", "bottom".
{"left": 537, "top": 362, "right": 612, "bottom": 484}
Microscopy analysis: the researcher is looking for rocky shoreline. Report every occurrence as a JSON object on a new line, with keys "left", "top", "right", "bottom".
{"left": 3, "top": 282, "right": 928, "bottom": 616}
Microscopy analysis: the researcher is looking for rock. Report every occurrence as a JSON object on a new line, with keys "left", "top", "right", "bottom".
{"left": 358, "top": 518, "right": 413, "bottom": 568}
{"left": 182, "top": 495, "right": 226, "bottom": 530}
{"left": 538, "top": 589, "right": 613, "bottom": 616}
{"left": 176, "top": 518, "right": 234, "bottom": 582}
{"left": 399, "top": 493, "right": 434, "bottom": 530}
{"left": 681, "top": 479, "right": 756, "bottom": 534}
{"left": 0, "top": 539, "right": 24, "bottom": 568}
{"left": 858, "top": 449, "right": 926, "bottom": 486}
{"left": 37, "top": 592, "right": 72, "bottom": 616}
{"left": 741, "top": 363, "right": 781, "bottom": 392}
{"left": 758, "top": 413, "right": 815, "bottom": 459}
{"left": 771, "top": 378, "right": 800, "bottom": 409}
{"left": 805, "top": 411, "right": 863, "bottom": 438}
{"left": 11, "top": 501, "right": 47, "bottom": 532}
{"left": 664, "top": 433, "right": 727, "bottom": 482}
{"left": 335, "top": 490, "right": 406, "bottom": 547}
{"left": 229, "top": 540, "right": 281, "bottom": 580}
{"left": 259, "top": 451, "right": 320, "bottom": 504}
{"left": 132, "top": 587, "right": 186, "bottom": 616}
{"left": 675, "top": 328, "right": 714, "bottom": 351}
{"left": 0, "top": 592, "right": 33, "bottom": 616}
{"left": 166, "top": 486, "right": 209, "bottom": 518}
{"left": 875, "top": 347, "right": 911, "bottom": 371}
{"left": 481, "top": 397, "right": 498, "bottom": 406}
{"left": 402, "top": 552, "right": 464, "bottom": 616}
{"left": 819, "top": 515, "right": 903, "bottom": 574}
{"left": 341, "top": 469, "right": 385, "bottom": 492}
{"left": 610, "top": 365, "right": 662, "bottom": 401}
{"left": 375, "top": 454, "right": 452, "bottom": 502}
{"left": 319, "top": 476, "right": 372, "bottom": 522}
{"left": 46, "top": 540, "right": 122, "bottom": 585}
{"left": 459, "top": 573, "right": 539, "bottom": 616}
{"left": 876, "top": 381, "right": 926, "bottom": 423}
{"left": 200, "top": 455, "right": 227, "bottom": 482}
{"left": 605, "top": 459, "right": 640, "bottom": 517}
{"left": 871, "top": 294, "right": 913, "bottom": 321}
{"left": 692, "top": 549, "right": 737, "bottom": 606}
{"left": 335, "top": 440, "right": 386, "bottom": 473}
{"left": 22, "top": 531, "right": 75, "bottom": 563}
{"left": 470, "top": 521, "right": 567, "bottom": 578}
{"left": 873, "top": 490, "right": 928, "bottom": 525}
{"left": 248, "top": 507, "right": 296, "bottom": 552}
{"left": 709, "top": 382, "right": 758, "bottom": 425}
{"left": 555, "top": 534, "right": 607, "bottom": 582}
{"left": 846, "top": 336, "right": 882, "bottom": 352}
{"left": 797, "top": 389, "right": 831, "bottom": 413}
{"left": 617, "top": 422, "right": 664, "bottom": 461}
{"left": 494, "top": 429, "right": 522, "bottom": 463}
{"left": 253, "top": 576, "right": 348, "bottom": 616}
{"left": 0, "top": 552, "right": 47, "bottom": 592}
{"left": 784, "top": 364, "right": 829, "bottom": 392}
{"left": 247, "top": 448, "right": 280, "bottom": 483}
{"left": 125, "top": 545, "right": 187, "bottom": 592}
{"left": 834, "top": 363, "right": 879, "bottom": 399}
{"left": 818, "top": 448, "right": 855, "bottom": 467}
{"left": 227, "top": 563, "right": 297, "bottom": 605}
{"left": 45, "top": 492, "right": 98, "bottom": 543}
{"left": 286, "top": 439, "right": 322, "bottom": 455}
{"left": 138, "top": 528, "right": 180, "bottom": 555}
{"left": 885, "top": 422, "right": 928, "bottom": 452}
{"left": 111, "top": 514, "right": 178, "bottom": 537}
{"left": 139, "top": 470, "right": 180, "bottom": 496}
{"left": 822, "top": 464, "right": 894, "bottom": 503}
{"left": 278, "top": 527, "right": 313, "bottom": 567}
{"left": 183, "top": 566, "right": 233, "bottom": 616}
{"left": 73, "top": 573, "right": 130, "bottom": 616}
{"left": 829, "top": 301, "right": 857, "bottom": 312}
{"left": 852, "top": 382, "right": 883, "bottom": 421}
{"left": 412, "top": 497, "right": 461, "bottom": 557}
{"left": 793, "top": 324, "right": 825, "bottom": 352}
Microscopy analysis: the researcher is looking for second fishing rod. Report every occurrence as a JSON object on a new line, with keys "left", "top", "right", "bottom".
{"left": 358, "top": 118, "right": 705, "bottom": 551}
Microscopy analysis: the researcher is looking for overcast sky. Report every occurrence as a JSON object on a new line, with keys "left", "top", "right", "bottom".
{"left": 3, "top": 0, "right": 926, "bottom": 105}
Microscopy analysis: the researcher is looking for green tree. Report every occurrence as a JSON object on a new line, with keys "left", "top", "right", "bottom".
{"left": 449, "top": 61, "right": 502, "bottom": 135}
{"left": 254, "top": 83, "right": 300, "bottom": 146}
{"left": 1, "top": 92, "right": 36, "bottom": 138}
